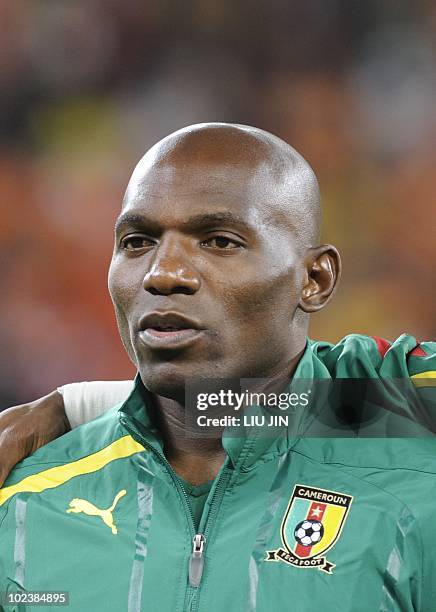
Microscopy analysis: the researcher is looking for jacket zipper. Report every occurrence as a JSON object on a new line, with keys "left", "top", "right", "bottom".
{"left": 187, "top": 468, "right": 231, "bottom": 612}
{"left": 189, "top": 533, "right": 206, "bottom": 587}
{"left": 120, "top": 416, "right": 232, "bottom": 609}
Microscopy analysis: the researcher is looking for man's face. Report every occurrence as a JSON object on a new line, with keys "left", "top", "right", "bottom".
{"left": 108, "top": 154, "right": 308, "bottom": 399}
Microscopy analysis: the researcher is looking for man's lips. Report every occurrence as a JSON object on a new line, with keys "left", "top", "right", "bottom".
{"left": 138, "top": 311, "right": 205, "bottom": 349}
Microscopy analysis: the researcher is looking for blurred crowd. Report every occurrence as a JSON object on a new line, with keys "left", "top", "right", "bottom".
{"left": 1, "top": 0, "right": 435, "bottom": 408}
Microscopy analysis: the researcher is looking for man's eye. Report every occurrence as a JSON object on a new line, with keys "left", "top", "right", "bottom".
{"left": 201, "top": 236, "right": 243, "bottom": 250}
{"left": 121, "top": 235, "right": 153, "bottom": 251}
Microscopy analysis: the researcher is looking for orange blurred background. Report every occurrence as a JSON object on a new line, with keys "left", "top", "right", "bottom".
{"left": 1, "top": 1, "right": 435, "bottom": 408}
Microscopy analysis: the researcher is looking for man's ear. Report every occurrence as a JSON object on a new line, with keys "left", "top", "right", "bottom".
{"left": 299, "top": 245, "right": 341, "bottom": 313}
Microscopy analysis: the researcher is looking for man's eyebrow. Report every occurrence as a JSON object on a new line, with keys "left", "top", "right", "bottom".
{"left": 181, "top": 212, "right": 251, "bottom": 231}
{"left": 115, "top": 211, "right": 253, "bottom": 234}
{"left": 114, "top": 213, "right": 155, "bottom": 234}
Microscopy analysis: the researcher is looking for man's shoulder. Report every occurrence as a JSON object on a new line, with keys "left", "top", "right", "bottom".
{"left": 311, "top": 332, "right": 436, "bottom": 378}
{"left": 337, "top": 439, "right": 436, "bottom": 523}
{"left": 0, "top": 402, "right": 143, "bottom": 509}
{"left": 295, "top": 437, "right": 436, "bottom": 524}
{"left": 298, "top": 437, "right": 436, "bottom": 473}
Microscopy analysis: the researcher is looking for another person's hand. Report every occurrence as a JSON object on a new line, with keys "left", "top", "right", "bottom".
{"left": 0, "top": 391, "right": 70, "bottom": 487}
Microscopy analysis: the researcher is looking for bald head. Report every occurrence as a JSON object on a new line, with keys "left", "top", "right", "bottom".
{"left": 124, "top": 123, "right": 321, "bottom": 246}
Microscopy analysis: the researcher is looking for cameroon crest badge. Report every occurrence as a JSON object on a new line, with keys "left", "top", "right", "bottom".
{"left": 266, "top": 484, "right": 353, "bottom": 574}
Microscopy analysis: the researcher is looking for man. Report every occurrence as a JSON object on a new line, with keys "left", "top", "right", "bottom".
{"left": 0, "top": 123, "right": 435, "bottom": 612}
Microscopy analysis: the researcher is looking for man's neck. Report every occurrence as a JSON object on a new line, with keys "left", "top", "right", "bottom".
{"left": 151, "top": 397, "right": 225, "bottom": 485}
{"left": 148, "top": 348, "right": 306, "bottom": 485}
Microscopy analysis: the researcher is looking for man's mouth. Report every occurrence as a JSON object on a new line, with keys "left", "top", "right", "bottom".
{"left": 138, "top": 311, "right": 205, "bottom": 349}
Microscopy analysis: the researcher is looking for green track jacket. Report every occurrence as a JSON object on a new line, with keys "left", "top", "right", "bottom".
{"left": 0, "top": 334, "right": 435, "bottom": 611}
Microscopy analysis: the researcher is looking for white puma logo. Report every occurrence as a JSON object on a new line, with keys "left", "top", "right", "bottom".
{"left": 66, "top": 489, "right": 127, "bottom": 535}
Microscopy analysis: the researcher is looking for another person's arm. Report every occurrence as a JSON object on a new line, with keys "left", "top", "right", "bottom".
{"left": 0, "top": 380, "right": 134, "bottom": 486}
{"left": 57, "top": 380, "right": 134, "bottom": 428}
{"left": 0, "top": 390, "right": 68, "bottom": 487}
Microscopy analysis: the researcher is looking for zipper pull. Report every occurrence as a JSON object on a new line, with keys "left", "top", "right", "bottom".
{"left": 189, "top": 533, "right": 206, "bottom": 587}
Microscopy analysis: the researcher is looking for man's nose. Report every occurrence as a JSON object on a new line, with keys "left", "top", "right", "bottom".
{"left": 142, "top": 238, "right": 201, "bottom": 296}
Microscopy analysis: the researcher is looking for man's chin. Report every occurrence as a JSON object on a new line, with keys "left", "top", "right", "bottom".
{"left": 138, "top": 364, "right": 193, "bottom": 402}
{"left": 137, "top": 359, "right": 232, "bottom": 403}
